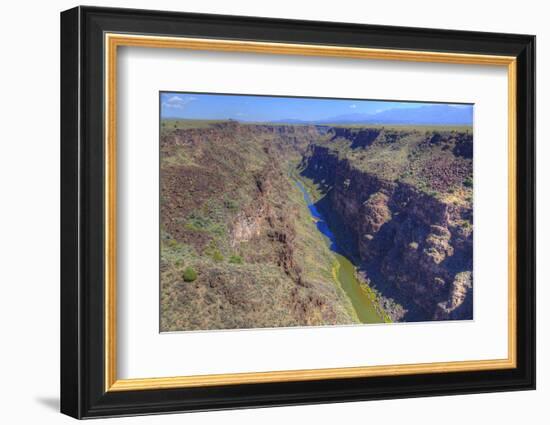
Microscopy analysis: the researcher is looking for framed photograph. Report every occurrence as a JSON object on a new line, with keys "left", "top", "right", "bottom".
{"left": 60, "top": 6, "right": 535, "bottom": 419}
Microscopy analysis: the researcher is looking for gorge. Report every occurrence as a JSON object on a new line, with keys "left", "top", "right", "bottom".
{"left": 160, "top": 120, "right": 473, "bottom": 331}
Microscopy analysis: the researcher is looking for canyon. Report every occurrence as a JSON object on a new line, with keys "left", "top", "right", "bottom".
{"left": 160, "top": 120, "right": 473, "bottom": 331}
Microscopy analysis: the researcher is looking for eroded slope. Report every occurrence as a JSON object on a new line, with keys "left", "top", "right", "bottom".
{"left": 160, "top": 121, "right": 358, "bottom": 331}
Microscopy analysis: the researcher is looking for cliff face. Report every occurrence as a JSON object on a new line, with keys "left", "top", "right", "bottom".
{"left": 160, "top": 120, "right": 473, "bottom": 329}
{"left": 330, "top": 128, "right": 382, "bottom": 149}
{"left": 160, "top": 122, "right": 357, "bottom": 331}
{"left": 230, "top": 163, "right": 303, "bottom": 284}
{"left": 163, "top": 121, "right": 323, "bottom": 156}
{"left": 301, "top": 145, "right": 473, "bottom": 321}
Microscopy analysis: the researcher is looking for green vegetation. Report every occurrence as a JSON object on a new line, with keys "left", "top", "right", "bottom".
{"left": 161, "top": 118, "right": 227, "bottom": 131}
{"left": 224, "top": 198, "right": 239, "bottom": 211}
{"left": 228, "top": 255, "right": 243, "bottom": 264}
{"left": 185, "top": 212, "right": 226, "bottom": 237}
{"left": 182, "top": 267, "right": 197, "bottom": 282}
{"left": 310, "top": 126, "right": 473, "bottom": 204}
{"left": 457, "top": 219, "right": 473, "bottom": 232}
{"left": 289, "top": 165, "right": 326, "bottom": 202}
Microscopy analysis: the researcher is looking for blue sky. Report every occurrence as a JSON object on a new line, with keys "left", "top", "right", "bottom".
{"left": 160, "top": 92, "right": 473, "bottom": 124}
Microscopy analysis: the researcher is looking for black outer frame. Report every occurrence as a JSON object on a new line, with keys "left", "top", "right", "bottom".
{"left": 60, "top": 5, "right": 536, "bottom": 419}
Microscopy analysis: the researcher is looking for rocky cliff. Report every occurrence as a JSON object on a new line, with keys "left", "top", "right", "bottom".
{"left": 301, "top": 139, "right": 473, "bottom": 322}
{"left": 160, "top": 122, "right": 357, "bottom": 331}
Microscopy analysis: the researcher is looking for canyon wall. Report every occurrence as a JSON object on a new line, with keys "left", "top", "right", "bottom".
{"left": 160, "top": 122, "right": 358, "bottom": 331}
{"left": 301, "top": 145, "right": 473, "bottom": 321}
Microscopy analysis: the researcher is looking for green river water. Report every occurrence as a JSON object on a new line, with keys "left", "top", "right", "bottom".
{"left": 293, "top": 176, "right": 386, "bottom": 324}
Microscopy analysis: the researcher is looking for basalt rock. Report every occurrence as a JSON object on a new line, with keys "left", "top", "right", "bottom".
{"left": 160, "top": 122, "right": 359, "bottom": 331}
{"left": 301, "top": 146, "right": 473, "bottom": 321}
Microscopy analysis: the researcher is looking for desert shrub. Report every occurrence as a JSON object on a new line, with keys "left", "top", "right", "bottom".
{"left": 185, "top": 212, "right": 225, "bottom": 236}
{"left": 185, "top": 213, "right": 211, "bottom": 231}
{"left": 212, "top": 250, "right": 224, "bottom": 262}
{"left": 458, "top": 220, "right": 473, "bottom": 231}
{"left": 182, "top": 267, "right": 197, "bottom": 282}
{"left": 229, "top": 255, "right": 243, "bottom": 264}
{"left": 224, "top": 199, "right": 239, "bottom": 211}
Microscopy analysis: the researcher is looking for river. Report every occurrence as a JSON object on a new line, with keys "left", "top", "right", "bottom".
{"left": 293, "top": 177, "right": 385, "bottom": 324}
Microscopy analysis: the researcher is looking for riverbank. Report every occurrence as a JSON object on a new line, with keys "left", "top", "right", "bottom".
{"left": 291, "top": 169, "right": 389, "bottom": 324}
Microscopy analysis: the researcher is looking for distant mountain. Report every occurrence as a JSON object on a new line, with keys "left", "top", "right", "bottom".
{"left": 269, "top": 104, "right": 473, "bottom": 126}
{"left": 270, "top": 118, "right": 309, "bottom": 124}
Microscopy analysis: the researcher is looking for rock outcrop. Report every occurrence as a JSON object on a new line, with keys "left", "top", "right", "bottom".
{"left": 301, "top": 145, "right": 473, "bottom": 321}
{"left": 160, "top": 122, "right": 357, "bottom": 331}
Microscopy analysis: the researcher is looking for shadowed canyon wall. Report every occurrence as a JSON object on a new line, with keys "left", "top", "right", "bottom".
{"left": 301, "top": 140, "right": 473, "bottom": 321}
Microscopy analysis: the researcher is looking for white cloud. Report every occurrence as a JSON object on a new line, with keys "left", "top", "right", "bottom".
{"left": 349, "top": 104, "right": 357, "bottom": 109}
{"left": 162, "top": 95, "right": 197, "bottom": 109}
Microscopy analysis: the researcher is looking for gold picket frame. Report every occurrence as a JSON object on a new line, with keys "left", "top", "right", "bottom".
{"left": 104, "top": 33, "right": 517, "bottom": 392}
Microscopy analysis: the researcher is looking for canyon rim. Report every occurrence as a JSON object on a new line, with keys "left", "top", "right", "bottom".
{"left": 159, "top": 92, "right": 474, "bottom": 332}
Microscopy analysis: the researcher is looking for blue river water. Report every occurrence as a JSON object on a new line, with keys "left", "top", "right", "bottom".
{"left": 293, "top": 179, "right": 343, "bottom": 255}
{"left": 293, "top": 176, "right": 385, "bottom": 324}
